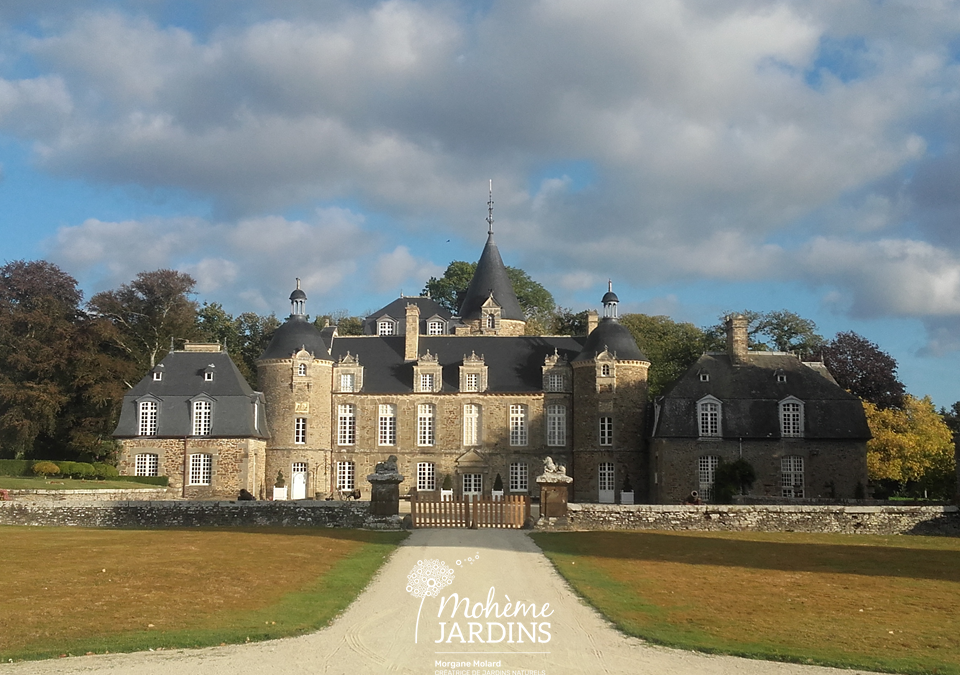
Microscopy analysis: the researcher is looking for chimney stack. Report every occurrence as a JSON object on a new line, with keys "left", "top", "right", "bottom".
{"left": 587, "top": 310, "right": 599, "bottom": 335}
{"left": 404, "top": 303, "right": 420, "bottom": 361}
{"left": 725, "top": 314, "right": 749, "bottom": 365}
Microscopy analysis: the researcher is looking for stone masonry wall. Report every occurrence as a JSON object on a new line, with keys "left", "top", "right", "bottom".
{"left": 538, "top": 503, "right": 960, "bottom": 536}
{"left": 0, "top": 500, "right": 400, "bottom": 530}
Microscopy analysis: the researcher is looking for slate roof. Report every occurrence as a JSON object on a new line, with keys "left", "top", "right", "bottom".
{"left": 458, "top": 233, "right": 525, "bottom": 322}
{"left": 113, "top": 351, "right": 269, "bottom": 439}
{"left": 652, "top": 352, "right": 870, "bottom": 440}
{"left": 260, "top": 315, "right": 329, "bottom": 360}
{"left": 573, "top": 317, "right": 648, "bottom": 362}
{"left": 331, "top": 335, "right": 584, "bottom": 393}
{"left": 362, "top": 296, "right": 454, "bottom": 335}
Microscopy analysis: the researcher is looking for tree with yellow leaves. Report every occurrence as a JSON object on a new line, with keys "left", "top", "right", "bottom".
{"left": 863, "top": 395, "right": 956, "bottom": 499}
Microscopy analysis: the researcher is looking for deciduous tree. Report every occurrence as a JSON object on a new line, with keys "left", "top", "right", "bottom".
{"left": 823, "top": 331, "right": 905, "bottom": 409}
{"left": 620, "top": 314, "right": 708, "bottom": 396}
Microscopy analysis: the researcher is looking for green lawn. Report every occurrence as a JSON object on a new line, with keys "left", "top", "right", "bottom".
{"left": 0, "top": 476, "right": 162, "bottom": 490}
{"left": 531, "top": 530, "right": 960, "bottom": 675}
{"left": 0, "top": 527, "right": 406, "bottom": 661}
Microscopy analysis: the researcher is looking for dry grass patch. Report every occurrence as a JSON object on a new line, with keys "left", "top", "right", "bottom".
{"left": 0, "top": 527, "right": 405, "bottom": 660}
{"left": 531, "top": 530, "right": 960, "bottom": 675}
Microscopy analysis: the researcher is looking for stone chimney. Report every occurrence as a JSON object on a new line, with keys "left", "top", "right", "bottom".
{"left": 725, "top": 314, "right": 749, "bottom": 365}
{"left": 587, "top": 310, "right": 599, "bottom": 335}
{"left": 404, "top": 303, "right": 420, "bottom": 361}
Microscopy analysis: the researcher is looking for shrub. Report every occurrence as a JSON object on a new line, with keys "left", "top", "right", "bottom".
{"left": 57, "top": 461, "right": 77, "bottom": 478}
{"left": 441, "top": 474, "right": 453, "bottom": 490}
{"left": 275, "top": 470, "right": 285, "bottom": 488}
{"left": 714, "top": 459, "right": 757, "bottom": 504}
{"left": 32, "top": 461, "right": 60, "bottom": 477}
{"left": 0, "top": 459, "right": 33, "bottom": 476}
{"left": 92, "top": 463, "right": 120, "bottom": 479}
{"left": 493, "top": 473, "right": 504, "bottom": 491}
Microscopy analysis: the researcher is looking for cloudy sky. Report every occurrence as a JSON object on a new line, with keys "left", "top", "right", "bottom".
{"left": 1, "top": 1, "right": 959, "bottom": 406}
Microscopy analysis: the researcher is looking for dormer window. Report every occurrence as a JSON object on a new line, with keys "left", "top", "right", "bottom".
{"left": 428, "top": 320, "right": 444, "bottom": 335}
{"left": 697, "top": 395, "right": 722, "bottom": 438}
{"left": 334, "top": 353, "right": 363, "bottom": 392}
{"left": 779, "top": 397, "right": 804, "bottom": 437}
{"left": 340, "top": 373, "right": 355, "bottom": 392}
{"left": 415, "top": 350, "right": 442, "bottom": 393}
{"left": 699, "top": 372, "right": 710, "bottom": 382}
{"left": 546, "top": 372, "right": 564, "bottom": 391}
{"left": 204, "top": 371, "right": 214, "bottom": 382}
{"left": 378, "top": 320, "right": 396, "bottom": 336}
{"left": 420, "top": 373, "right": 435, "bottom": 391}
{"left": 486, "top": 314, "right": 496, "bottom": 329}
{"left": 153, "top": 371, "right": 163, "bottom": 381}
{"left": 776, "top": 370, "right": 787, "bottom": 383}
{"left": 601, "top": 364, "right": 611, "bottom": 377}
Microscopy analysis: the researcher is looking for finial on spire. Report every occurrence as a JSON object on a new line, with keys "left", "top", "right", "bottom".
{"left": 608, "top": 279, "right": 612, "bottom": 293}
{"left": 296, "top": 278, "right": 301, "bottom": 290}
{"left": 486, "top": 179, "right": 494, "bottom": 235}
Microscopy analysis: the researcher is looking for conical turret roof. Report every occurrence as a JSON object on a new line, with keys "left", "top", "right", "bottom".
{"left": 458, "top": 232, "right": 525, "bottom": 321}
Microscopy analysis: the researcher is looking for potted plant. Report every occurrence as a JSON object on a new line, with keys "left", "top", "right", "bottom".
{"left": 273, "top": 470, "right": 288, "bottom": 501}
{"left": 440, "top": 474, "right": 454, "bottom": 501}
{"left": 492, "top": 473, "right": 504, "bottom": 500}
{"left": 621, "top": 473, "right": 635, "bottom": 505}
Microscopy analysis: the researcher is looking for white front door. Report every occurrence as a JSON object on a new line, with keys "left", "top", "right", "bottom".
{"left": 598, "top": 462, "right": 615, "bottom": 503}
{"left": 291, "top": 462, "right": 308, "bottom": 500}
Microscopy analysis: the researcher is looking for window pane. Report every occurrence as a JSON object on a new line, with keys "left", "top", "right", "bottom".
{"left": 547, "top": 404, "right": 566, "bottom": 446}
{"left": 340, "top": 373, "right": 355, "bottom": 392}
{"left": 295, "top": 417, "right": 307, "bottom": 444}
{"left": 378, "top": 404, "right": 396, "bottom": 445}
{"left": 417, "top": 462, "right": 436, "bottom": 491}
{"left": 135, "top": 453, "right": 158, "bottom": 477}
{"left": 337, "top": 461, "right": 355, "bottom": 491}
{"left": 337, "top": 404, "right": 355, "bottom": 445}
{"left": 138, "top": 401, "right": 158, "bottom": 436}
{"left": 188, "top": 454, "right": 211, "bottom": 485}
{"left": 418, "top": 404, "right": 435, "bottom": 446}
{"left": 598, "top": 462, "right": 615, "bottom": 491}
{"left": 599, "top": 417, "right": 613, "bottom": 446}
{"left": 509, "top": 404, "right": 528, "bottom": 446}
{"left": 463, "top": 404, "right": 480, "bottom": 446}
{"left": 509, "top": 462, "right": 528, "bottom": 491}
{"left": 698, "top": 401, "right": 720, "bottom": 437}
{"left": 698, "top": 455, "right": 719, "bottom": 501}
{"left": 192, "top": 400, "right": 212, "bottom": 436}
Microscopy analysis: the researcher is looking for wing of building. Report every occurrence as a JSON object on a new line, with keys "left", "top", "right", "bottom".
{"left": 114, "top": 213, "right": 869, "bottom": 504}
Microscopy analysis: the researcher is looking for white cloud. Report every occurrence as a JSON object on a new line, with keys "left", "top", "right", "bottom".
{"left": 372, "top": 245, "right": 443, "bottom": 294}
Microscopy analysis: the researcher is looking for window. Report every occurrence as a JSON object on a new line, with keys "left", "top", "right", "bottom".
{"left": 138, "top": 400, "right": 158, "bottom": 436}
{"left": 463, "top": 372, "right": 479, "bottom": 392}
{"left": 598, "top": 462, "right": 615, "bottom": 493}
{"left": 777, "top": 373, "right": 787, "bottom": 383}
{"left": 428, "top": 321, "right": 444, "bottom": 335}
{"left": 601, "top": 363, "right": 611, "bottom": 376}
{"left": 781, "top": 456, "right": 804, "bottom": 498}
{"left": 599, "top": 417, "right": 613, "bottom": 446}
{"left": 295, "top": 417, "right": 307, "bottom": 444}
{"left": 545, "top": 372, "right": 564, "bottom": 391}
{"left": 486, "top": 314, "right": 496, "bottom": 329}
{"left": 337, "top": 461, "right": 355, "bottom": 491}
{"left": 188, "top": 454, "right": 211, "bottom": 486}
{"left": 699, "top": 373, "right": 710, "bottom": 382}
{"left": 780, "top": 399, "right": 803, "bottom": 437}
{"left": 698, "top": 455, "right": 719, "bottom": 502}
{"left": 509, "top": 404, "right": 528, "bottom": 446}
{"left": 135, "top": 453, "right": 158, "bottom": 477}
{"left": 419, "top": 372, "right": 435, "bottom": 392}
{"left": 417, "top": 462, "right": 436, "bottom": 491}
{"left": 152, "top": 371, "right": 162, "bottom": 381}
{"left": 378, "top": 320, "right": 395, "bottom": 336}
{"left": 463, "top": 404, "right": 481, "bottom": 446}
{"left": 340, "top": 373, "right": 355, "bottom": 392}
{"left": 378, "top": 404, "right": 396, "bottom": 445}
{"left": 417, "top": 404, "right": 435, "bottom": 446}
{"left": 298, "top": 363, "right": 307, "bottom": 376}
{"left": 698, "top": 398, "right": 721, "bottom": 437}
{"left": 204, "top": 371, "right": 214, "bottom": 382}
{"left": 546, "top": 404, "right": 566, "bottom": 446}
{"left": 337, "top": 404, "right": 356, "bottom": 445}
{"left": 192, "top": 400, "right": 212, "bottom": 436}
{"left": 463, "top": 473, "right": 482, "bottom": 494}
{"left": 509, "top": 462, "right": 528, "bottom": 492}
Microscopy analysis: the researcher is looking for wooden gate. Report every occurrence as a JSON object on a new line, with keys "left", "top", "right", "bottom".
{"left": 410, "top": 493, "right": 530, "bottom": 529}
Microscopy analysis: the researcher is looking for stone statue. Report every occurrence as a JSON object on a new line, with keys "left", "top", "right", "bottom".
{"left": 543, "top": 456, "right": 566, "bottom": 476}
{"left": 375, "top": 455, "right": 399, "bottom": 474}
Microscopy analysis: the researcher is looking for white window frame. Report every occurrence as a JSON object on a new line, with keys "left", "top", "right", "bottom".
{"left": 462, "top": 473, "right": 482, "bottom": 495}
{"left": 337, "top": 461, "right": 355, "bottom": 491}
{"left": 378, "top": 320, "right": 395, "bottom": 336}
{"left": 419, "top": 372, "right": 435, "bottom": 392}
{"left": 417, "top": 462, "right": 436, "bottom": 491}
{"left": 337, "top": 404, "right": 356, "bottom": 446}
{"left": 378, "top": 404, "right": 396, "bottom": 446}
{"left": 545, "top": 372, "right": 564, "bottom": 392}
{"left": 192, "top": 400, "right": 212, "bottom": 436}
{"left": 601, "top": 363, "right": 611, "bottom": 377}
{"left": 599, "top": 416, "right": 613, "bottom": 446}
{"left": 463, "top": 372, "right": 479, "bottom": 392}
{"left": 428, "top": 320, "right": 444, "bottom": 335}
{"left": 135, "top": 453, "right": 158, "bottom": 477}
{"left": 486, "top": 314, "right": 496, "bottom": 329}
{"left": 463, "top": 404, "right": 481, "bottom": 446}
{"left": 297, "top": 363, "right": 307, "bottom": 376}
{"left": 294, "top": 417, "right": 307, "bottom": 445}
{"left": 697, "top": 396, "right": 721, "bottom": 438}
{"left": 509, "top": 462, "right": 528, "bottom": 492}
{"left": 779, "top": 398, "right": 804, "bottom": 438}
{"left": 417, "top": 404, "right": 435, "bottom": 446}
{"left": 188, "top": 453, "right": 211, "bottom": 486}
{"left": 509, "top": 404, "right": 528, "bottom": 446}
{"left": 138, "top": 400, "right": 158, "bottom": 436}
{"left": 781, "top": 456, "right": 804, "bottom": 499}
{"left": 204, "top": 371, "right": 214, "bottom": 382}
{"left": 340, "top": 372, "right": 355, "bottom": 392}
{"left": 546, "top": 404, "right": 566, "bottom": 446}
{"left": 152, "top": 371, "right": 162, "bottom": 381}
{"left": 598, "top": 462, "right": 615, "bottom": 503}
{"left": 699, "top": 455, "right": 719, "bottom": 502}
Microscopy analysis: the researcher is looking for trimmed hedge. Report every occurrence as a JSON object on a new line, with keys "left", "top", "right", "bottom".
{"left": 0, "top": 460, "right": 33, "bottom": 476}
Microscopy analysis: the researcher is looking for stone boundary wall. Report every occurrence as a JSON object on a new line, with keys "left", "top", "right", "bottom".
{"left": 3, "top": 488, "right": 174, "bottom": 503}
{"left": 537, "top": 503, "right": 960, "bottom": 536}
{"left": 0, "top": 500, "right": 401, "bottom": 530}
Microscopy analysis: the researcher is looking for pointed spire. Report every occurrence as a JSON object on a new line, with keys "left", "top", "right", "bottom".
{"left": 486, "top": 179, "right": 494, "bottom": 236}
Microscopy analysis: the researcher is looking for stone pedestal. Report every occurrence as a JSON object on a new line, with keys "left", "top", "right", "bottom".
{"left": 536, "top": 457, "right": 574, "bottom": 518}
{"left": 367, "top": 455, "right": 404, "bottom": 516}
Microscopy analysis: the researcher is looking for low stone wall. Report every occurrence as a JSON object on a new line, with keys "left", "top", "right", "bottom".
{"left": 537, "top": 503, "right": 960, "bottom": 536}
{"left": 0, "top": 500, "right": 401, "bottom": 530}
{"left": 4, "top": 488, "right": 174, "bottom": 503}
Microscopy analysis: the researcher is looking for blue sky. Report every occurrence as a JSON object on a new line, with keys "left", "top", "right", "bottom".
{"left": 1, "top": 1, "right": 960, "bottom": 407}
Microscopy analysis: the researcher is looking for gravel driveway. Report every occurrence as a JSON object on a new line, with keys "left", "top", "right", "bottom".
{"left": 3, "top": 529, "right": 882, "bottom": 675}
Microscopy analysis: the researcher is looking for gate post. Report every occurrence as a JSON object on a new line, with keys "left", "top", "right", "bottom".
{"left": 536, "top": 456, "right": 573, "bottom": 518}
{"left": 367, "top": 455, "right": 404, "bottom": 516}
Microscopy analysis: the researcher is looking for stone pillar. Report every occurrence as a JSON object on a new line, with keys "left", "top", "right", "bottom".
{"left": 536, "top": 457, "right": 574, "bottom": 518}
{"left": 725, "top": 314, "right": 749, "bottom": 365}
{"left": 367, "top": 455, "right": 404, "bottom": 516}
{"left": 404, "top": 304, "right": 420, "bottom": 361}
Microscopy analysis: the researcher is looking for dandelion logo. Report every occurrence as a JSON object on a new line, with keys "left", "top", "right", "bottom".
{"left": 406, "top": 559, "right": 455, "bottom": 643}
